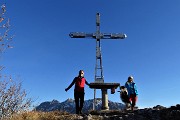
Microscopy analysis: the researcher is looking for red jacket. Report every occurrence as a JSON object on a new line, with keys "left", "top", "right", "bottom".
{"left": 66, "top": 76, "right": 89, "bottom": 92}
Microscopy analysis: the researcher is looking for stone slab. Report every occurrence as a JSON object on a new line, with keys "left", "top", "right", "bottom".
{"left": 89, "top": 83, "right": 120, "bottom": 89}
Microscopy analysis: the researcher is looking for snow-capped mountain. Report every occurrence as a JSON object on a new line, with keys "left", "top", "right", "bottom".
{"left": 35, "top": 98, "right": 125, "bottom": 114}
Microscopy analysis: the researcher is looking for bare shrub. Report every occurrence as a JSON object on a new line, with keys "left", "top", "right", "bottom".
{"left": 0, "top": 3, "right": 14, "bottom": 55}
{"left": 0, "top": 77, "right": 32, "bottom": 119}
{"left": 0, "top": 4, "right": 32, "bottom": 119}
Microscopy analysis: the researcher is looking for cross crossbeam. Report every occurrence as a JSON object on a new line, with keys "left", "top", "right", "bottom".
{"left": 69, "top": 32, "right": 127, "bottom": 39}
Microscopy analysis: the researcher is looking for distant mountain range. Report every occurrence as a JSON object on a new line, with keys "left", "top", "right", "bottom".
{"left": 35, "top": 98, "right": 125, "bottom": 114}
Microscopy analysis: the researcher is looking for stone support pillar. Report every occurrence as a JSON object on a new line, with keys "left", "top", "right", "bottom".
{"left": 101, "top": 89, "right": 109, "bottom": 110}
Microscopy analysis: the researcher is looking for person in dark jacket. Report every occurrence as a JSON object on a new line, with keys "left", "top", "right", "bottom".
{"left": 120, "top": 86, "right": 131, "bottom": 109}
{"left": 65, "top": 70, "right": 90, "bottom": 114}
{"left": 125, "top": 76, "right": 138, "bottom": 111}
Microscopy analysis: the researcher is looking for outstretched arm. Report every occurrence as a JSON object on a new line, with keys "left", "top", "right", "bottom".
{"left": 85, "top": 80, "right": 90, "bottom": 86}
{"left": 65, "top": 78, "right": 76, "bottom": 92}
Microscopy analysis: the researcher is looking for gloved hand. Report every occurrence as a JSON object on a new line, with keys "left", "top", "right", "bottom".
{"left": 65, "top": 88, "right": 68, "bottom": 92}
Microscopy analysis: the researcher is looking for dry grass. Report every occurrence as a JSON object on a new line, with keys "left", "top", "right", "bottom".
{"left": 6, "top": 111, "right": 102, "bottom": 120}
{"left": 8, "top": 111, "right": 77, "bottom": 120}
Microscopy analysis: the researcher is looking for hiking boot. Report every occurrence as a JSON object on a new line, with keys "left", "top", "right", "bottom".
{"left": 131, "top": 107, "right": 134, "bottom": 111}
{"left": 79, "top": 110, "right": 82, "bottom": 114}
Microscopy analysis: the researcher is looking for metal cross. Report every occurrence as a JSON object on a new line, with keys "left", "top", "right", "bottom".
{"left": 69, "top": 13, "right": 127, "bottom": 110}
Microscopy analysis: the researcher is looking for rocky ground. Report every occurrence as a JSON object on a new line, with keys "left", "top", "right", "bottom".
{"left": 9, "top": 104, "right": 180, "bottom": 120}
{"left": 65, "top": 104, "right": 180, "bottom": 120}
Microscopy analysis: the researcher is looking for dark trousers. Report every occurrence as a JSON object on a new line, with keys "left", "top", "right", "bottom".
{"left": 74, "top": 91, "right": 84, "bottom": 114}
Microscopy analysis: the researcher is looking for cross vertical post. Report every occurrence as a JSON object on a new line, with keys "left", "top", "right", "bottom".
{"left": 94, "top": 13, "right": 104, "bottom": 110}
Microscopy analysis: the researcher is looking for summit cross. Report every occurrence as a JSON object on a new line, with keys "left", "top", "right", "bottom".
{"left": 69, "top": 13, "right": 127, "bottom": 110}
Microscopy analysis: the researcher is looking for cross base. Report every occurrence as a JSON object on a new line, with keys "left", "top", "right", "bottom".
{"left": 89, "top": 83, "right": 120, "bottom": 110}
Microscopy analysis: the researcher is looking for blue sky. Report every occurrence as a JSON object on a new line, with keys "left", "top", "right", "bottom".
{"left": 1, "top": 0, "right": 180, "bottom": 108}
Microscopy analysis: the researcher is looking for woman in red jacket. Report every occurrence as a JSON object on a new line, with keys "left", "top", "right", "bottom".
{"left": 65, "top": 70, "right": 90, "bottom": 114}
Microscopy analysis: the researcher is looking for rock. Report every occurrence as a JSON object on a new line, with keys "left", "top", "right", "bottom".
{"left": 176, "top": 104, "right": 180, "bottom": 110}
{"left": 83, "top": 114, "right": 93, "bottom": 120}
{"left": 77, "top": 115, "right": 83, "bottom": 120}
{"left": 153, "top": 105, "right": 166, "bottom": 110}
